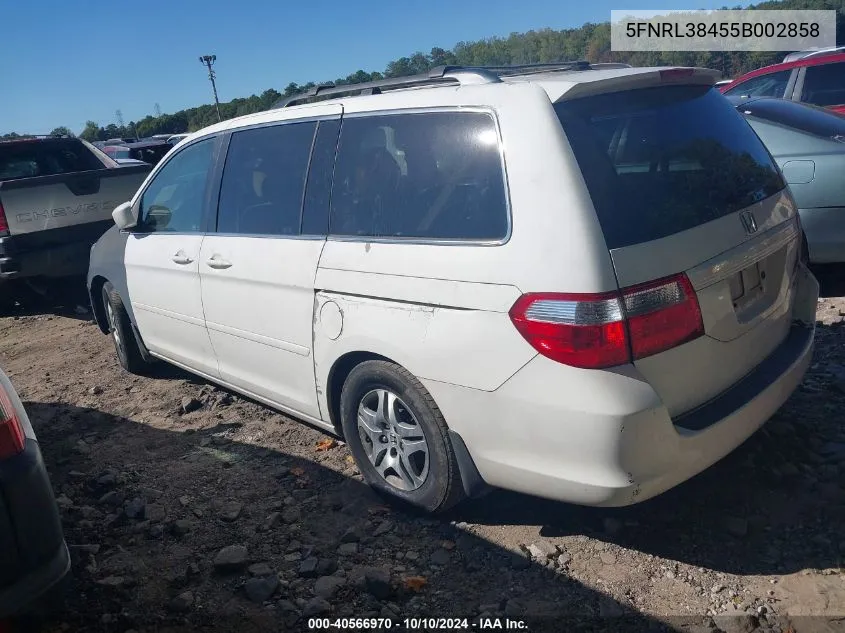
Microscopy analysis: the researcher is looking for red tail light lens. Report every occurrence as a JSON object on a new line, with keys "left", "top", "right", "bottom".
{"left": 623, "top": 274, "right": 704, "bottom": 360}
{"left": 509, "top": 273, "right": 703, "bottom": 369}
{"left": 0, "top": 200, "right": 8, "bottom": 235}
{"left": 509, "top": 292, "right": 629, "bottom": 369}
{"left": 0, "top": 383, "right": 25, "bottom": 460}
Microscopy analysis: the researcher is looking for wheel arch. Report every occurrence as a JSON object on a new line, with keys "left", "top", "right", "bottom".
{"left": 323, "top": 350, "right": 489, "bottom": 499}
{"left": 89, "top": 275, "right": 110, "bottom": 334}
{"left": 325, "top": 351, "right": 392, "bottom": 436}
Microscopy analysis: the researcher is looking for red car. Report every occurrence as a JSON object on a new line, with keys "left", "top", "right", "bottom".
{"left": 719, "top": 51, "right": 845, "bottom": 114}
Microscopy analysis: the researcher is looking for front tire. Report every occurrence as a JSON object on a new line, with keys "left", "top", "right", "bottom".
{"left": 101, "top": 282, "right": 148, "bottom": 375}
{"left": 340, "top": 360, "right": 466, "bottom": 514}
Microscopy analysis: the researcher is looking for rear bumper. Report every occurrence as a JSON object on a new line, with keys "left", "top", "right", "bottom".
{"left": 425, "top": 266, "right": 819, "bottom": 507}
{"left": 0, "top": 440, "right": 70, "bottom": 618}
{"left": 0, "top": 220, "right": 112, "bottom": 281}
{"left": 799, "top": 207, "right": 845, "bottom": 264}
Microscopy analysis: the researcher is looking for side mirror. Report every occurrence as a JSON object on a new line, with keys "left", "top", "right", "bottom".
{"left": 112, "top": 201, "right": 138, "bottom": 230}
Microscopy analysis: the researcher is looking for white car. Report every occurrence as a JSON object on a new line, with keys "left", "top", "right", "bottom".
{"left": 87, "top": 63, "right": 819, "bottom": 513}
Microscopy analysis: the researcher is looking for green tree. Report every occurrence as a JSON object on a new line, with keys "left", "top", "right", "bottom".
{"left": 49, "top": 126, "right": 74, "bottom": 137}
{"left": 79, "top": 121, "right": 102, "bottom": 142}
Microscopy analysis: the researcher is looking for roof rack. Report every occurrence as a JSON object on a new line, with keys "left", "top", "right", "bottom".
{"left": 273, "top": 61, "right": 610, "bottom": 108}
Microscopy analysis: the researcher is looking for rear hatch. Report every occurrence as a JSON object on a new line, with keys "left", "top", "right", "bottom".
{"left": 555, "top": 78, "right": 801, "bottom": 417}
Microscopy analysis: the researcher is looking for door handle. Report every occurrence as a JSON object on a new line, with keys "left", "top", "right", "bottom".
{"left": 172, "top": 251, "right": 194, "bottom": 265}
{"left": 206, "top": 255, "right": 232, "bottom": 270}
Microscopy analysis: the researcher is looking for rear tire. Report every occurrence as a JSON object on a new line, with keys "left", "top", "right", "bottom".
{"left": 340, "top": 360, "right": 466, "bottom": 514}
{"left": 101, "top": 282, "right": 148, "bottom": 375}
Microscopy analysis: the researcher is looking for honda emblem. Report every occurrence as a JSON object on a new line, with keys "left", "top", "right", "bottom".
{"left": 740, "top": 210, "right": 758, "bottom": 235}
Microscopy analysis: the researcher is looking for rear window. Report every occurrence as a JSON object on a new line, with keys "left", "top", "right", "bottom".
{"left": 737, "top": 97, "right": 845, "bottom": 140}
{"left": 555, "top": 85, "right": 785, "bottom": 250}
{"left": 0, "top": 139, "right": 106, "bottom": 181}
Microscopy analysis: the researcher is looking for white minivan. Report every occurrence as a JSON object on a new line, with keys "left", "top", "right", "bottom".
{"left": 87, "top": 63, "right": 819, "bottom": 513}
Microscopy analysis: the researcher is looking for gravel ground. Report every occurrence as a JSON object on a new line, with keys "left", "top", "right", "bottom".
{"left": 1, "top": 279, "right": 844, "bottom": 633}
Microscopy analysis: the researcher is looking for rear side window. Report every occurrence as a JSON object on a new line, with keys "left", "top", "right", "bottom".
{"left": 329, "top": 112, "right": 508, "bottom": 241}
{"left": 724, "top": 70, "right": 791, "bottom": 99}
{"left": 217, "top": 121, "right": 317, "bottom": 235}
{"left": 801, "top": 62, "right": 845, "bottom": 107}
{"left": 556, "top": 86, "right": 785, "bottom": 250}
{"left": 0, "top": 139, "right": 105, "bottom": 181}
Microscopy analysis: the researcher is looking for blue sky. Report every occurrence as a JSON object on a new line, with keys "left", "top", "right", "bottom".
{"left": 1, "top": 0, "right": 738, "bottom": 135}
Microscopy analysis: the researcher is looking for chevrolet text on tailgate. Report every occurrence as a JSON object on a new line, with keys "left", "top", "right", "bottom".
{"left": 88, "top": 63, "right": 819, "bottom": 514}
{"left": 0, "top": 137, "right": 152, "bottom": 293}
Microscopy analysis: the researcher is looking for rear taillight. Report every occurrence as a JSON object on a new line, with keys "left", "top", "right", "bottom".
{"left": 509, "top": 273, "right": 703, "bottom": 369}
{"left": 624, "top": 274, "right": 703, "bottom": 360}
{"left": 0, "top": 383, "right": 25, "bottom": 460}
{"left": 0, "top": 200, "right": 8, "bottom": 235}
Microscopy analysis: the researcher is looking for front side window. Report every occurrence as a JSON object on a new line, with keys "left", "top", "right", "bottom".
{"left": 329, "top": 112, "right": 508, "bottom": 241}
{"left": 139, "top": 138, "right": 214, "bottom": 233}
{"left": 724, "top": 70, "right": 792, "bottom": 99}
{"left": 217, "top": 121, "right": 317, "bottom": 236}
{"left": 801, "top": 62, "right": 845, "bottom": 107}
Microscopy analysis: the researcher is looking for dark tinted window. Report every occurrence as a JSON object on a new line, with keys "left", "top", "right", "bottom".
{"left": 556, "top": 86, "right": 784, "bottom": 250}
{"left": 724, "top": 70, "right": 791, "bottom": 98}
{"left": 302, "top": 119, "right": 340, "bottom": 236}
{"left": 0, "top": 139, "right": 105, "bottom": 181}
{"left": 737, "top": 98, "right": 845, "bottom": 139}
{"left": 129, "top": 144, "right": 172, "bottom": 166}
{"left": 217, "top": 122, "right": 317, "bottom": 235}
{"left": 140, "top": 138, "right": 214, "bottom": 233}
{"left": 329, "top": 112, "right": 507, "bottom": 240}
{"left": 801, "top": 62, "right": 845, "bottom": 107}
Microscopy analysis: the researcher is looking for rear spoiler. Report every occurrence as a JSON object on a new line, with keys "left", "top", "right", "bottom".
{"left": 553, "top": 67, "right": 721, "bottom": 103}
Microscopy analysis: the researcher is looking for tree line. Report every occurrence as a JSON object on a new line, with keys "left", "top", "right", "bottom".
{"left": 3, "top": 0, "right": 842, "bottom": 141}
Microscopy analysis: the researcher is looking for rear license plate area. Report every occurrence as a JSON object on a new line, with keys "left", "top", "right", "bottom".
{"left": 730, "top": 262, "right": 765, "bottom": 309}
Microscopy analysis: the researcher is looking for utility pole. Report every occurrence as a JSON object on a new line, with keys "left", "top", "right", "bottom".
{"left": 199, "top": 55, "right": 221, "bottom": 122}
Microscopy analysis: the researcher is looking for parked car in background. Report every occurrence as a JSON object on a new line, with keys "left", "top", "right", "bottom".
{"left": 88, "top": 63, "right": 818, "bottom": 514}
{"left": 0, "top": 367, "right": 70, "bottom": 624}
{"left": 166, "top": 133, "right": 190, "bottom": 146}
{"left": 116, "top": 140, "right": 172, "bottom": 167}
{"left": 0, "top": 137, "right": 151, "bottom": 303}
{"left": 101, "top": 145, "right": 132, "bottom": 160}
{"left": 720, "top": 52, "right": 845, "bottom": 113}
{"left": 114, "top": 158, "right": 151, "bottom": 167}
{"left": 730, "top": 95, "right": 845, "bottom": 264}
{"left": 103, "top": 137, "right": 137, "bottom": 146}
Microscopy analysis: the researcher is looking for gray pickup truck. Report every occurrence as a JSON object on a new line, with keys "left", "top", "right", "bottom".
{"left": 0, "top": 137, "right": 151, "bottom": 298}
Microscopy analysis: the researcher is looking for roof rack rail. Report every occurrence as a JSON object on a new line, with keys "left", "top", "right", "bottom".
{"left": 273, "top": 60, "right": 605, "bottom": 108}
{"left": 273, "top": 66, "right": 500, "bottom": 108}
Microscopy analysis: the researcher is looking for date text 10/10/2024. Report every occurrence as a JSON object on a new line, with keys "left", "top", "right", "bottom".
{"left": 307, "top": 617, "right": 529, "bottom": 630}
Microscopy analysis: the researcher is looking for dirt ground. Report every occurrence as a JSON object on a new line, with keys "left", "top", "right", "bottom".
{"left": 1, "top": 277, "right": 844, "bottom": 633}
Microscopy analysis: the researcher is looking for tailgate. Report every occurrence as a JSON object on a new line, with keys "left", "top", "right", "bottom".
{"left": 555, "top": 80, "right": 798, "bottom": 416}
{"left": 613, "top": 197, "right": 801, "bottom": 416}
{"left": 0, "top": 165, "right": 149, "bottom": 236}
